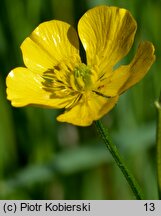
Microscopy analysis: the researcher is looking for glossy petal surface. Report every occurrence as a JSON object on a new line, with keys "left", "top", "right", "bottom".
{"left": 21, "top": 20, "right": 80, "bottom": 73}
{"left": 78, "top": 5, "right": 137, "bottom": 74}
{"left": 6, "top": 67, "right": 78, "bottom": 108}
{"left": 99, "top": 41, "right": 155, "bottom": 96}
{"left": 57, "top": 92, "right": 118, "bottom": 126}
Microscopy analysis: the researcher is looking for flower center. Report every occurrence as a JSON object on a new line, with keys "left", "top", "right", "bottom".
{"left": 42, "top": 60, "right": 98, "bottom": 102}
{"left": 70, "top": 63, "right": 97, "bottom": 91}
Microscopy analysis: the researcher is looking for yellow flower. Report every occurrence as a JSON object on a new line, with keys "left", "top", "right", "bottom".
{"left": 6, "top": 6, "right": 155, "bottom": 126}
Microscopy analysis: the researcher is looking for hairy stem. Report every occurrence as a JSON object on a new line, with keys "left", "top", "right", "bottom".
{"left": 95, "top": 120, "right": 144, "bottom": 200}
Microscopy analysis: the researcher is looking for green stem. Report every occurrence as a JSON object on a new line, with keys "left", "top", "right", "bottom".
{"left": 155, "top": 93, "right": 161, "bottom": 199}
{"left": 95, "top": 120, "right": 144, "bottom": 200}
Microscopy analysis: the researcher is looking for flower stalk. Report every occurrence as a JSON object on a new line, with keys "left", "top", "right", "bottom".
{"left": 95, "top": 120, "right": 144, "bottom": 200}
{"left": 155, "top": 92, "right": 161, "bottom": 199}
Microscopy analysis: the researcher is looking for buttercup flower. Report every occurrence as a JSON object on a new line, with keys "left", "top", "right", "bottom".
{"left": 6, "top": 6, "right": 155, "bottom": 126}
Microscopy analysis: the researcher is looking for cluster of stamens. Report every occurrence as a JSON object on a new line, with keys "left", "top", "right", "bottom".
{"left": 42, "top": 62, "right": 98, "bottom": 99}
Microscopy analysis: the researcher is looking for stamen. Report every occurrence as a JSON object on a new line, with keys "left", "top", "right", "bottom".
{"left": 65, "top": 94, "right": 82, "bottom": 109}
{"left": 42, "top": 68, "right": 71, "bottom": 98}
{"left": 92, "top": 90, "right": 112, "bottom": 99}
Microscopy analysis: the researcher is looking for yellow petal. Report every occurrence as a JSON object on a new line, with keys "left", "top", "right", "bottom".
{"left": 57, "top": 92, "right": 118, "bottom": 126}
{"left": 78, "top": 5, "right": 137, "bottom": 73}
{"left": 6, "top": 67, "right": 78, "bottom": 108}
{"left": 21, "top": 20, "right": 80, "bottom": 73}
{"left": 99, "top": 41, "right": 155, "bottom": 96}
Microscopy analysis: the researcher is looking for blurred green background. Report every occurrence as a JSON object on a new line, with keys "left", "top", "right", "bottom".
{"left": 0, "top": 0, "right": 160, "bottom": 200}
